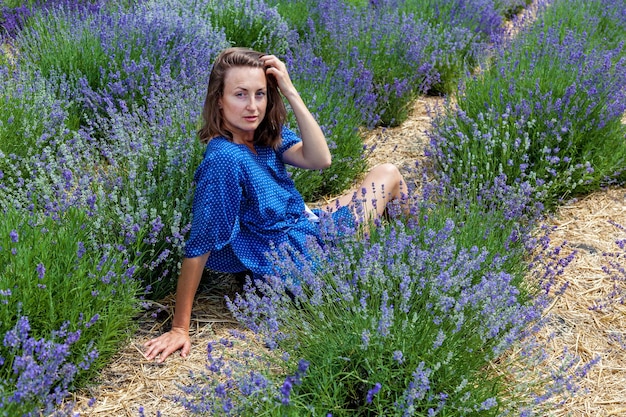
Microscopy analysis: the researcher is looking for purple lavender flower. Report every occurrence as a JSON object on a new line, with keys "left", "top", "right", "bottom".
{"left": 210, "top": 382, "right": 226, "bottom": 400}
{"left": 366, "top": 382, "right": 382, "bottom": 404}
{"left": 361, "top": 329, "right": 371, "bottom": 349}
{"left": 280, "top": 377, "right": 293, "bottom": 405}
{"left": 393, "top": 350, "right": 404, "bottom": 364}
{"left": 0, "top": 316, "right": 94, "bottom": 415}
{"left": 297, "top": 359, "right": 310, "bottom": 376}
{"left": 0, "top": 5, "right": 31, "bottom": 38}
{"left": 36, "top": 263, "right": 45, "bottom": 280}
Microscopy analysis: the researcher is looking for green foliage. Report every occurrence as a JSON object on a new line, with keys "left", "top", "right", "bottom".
{"left": 16, "top": 11, "right": 106, "bottom": 93}
{"left": 0, "top": 44, "right": 10, "bottom": 63}
{"left": 267, "top": 0, "right": 311, "bottom": 34}
{"left": 399, "top": 0, "right": 499, "bottom": 39}
{"left": 536, "top": 0, "right": 626, "bottom": 56}
{"left": 206, "top": 203, "right": 538, "bottom": 416}
{"left": 288, "top": 208, "right": 527, "bottom": 416}
{"left": 2, "top": 0, "right": 36, "bottom": 7}
{"left": 69, "top": 69, "right": 209, "bottom": 298}
{"left": 0, "top": 70, "right": 83, "bottom": 200}
{"left": 0, "top": 73, "right": 50, "bottom": 158}
{"left": 14, "top": 3, "right": 222, "bottom": 127}
{"left": 292, "top": 129, "right": 367, "bottom": 201}
{"left": 202, "top": 0, "right": 290, "bottom": 54}
{"left": 89, "top": 118, "right": 205, "bottom": 298}
{"left": 287, "top": 78, "right": 368, "bottom": 200}
{"left": 0, "top": 207, "right": 142, "bottom": 379}
{"left": 431, "top": 15, "right": 626, "bottom": 209}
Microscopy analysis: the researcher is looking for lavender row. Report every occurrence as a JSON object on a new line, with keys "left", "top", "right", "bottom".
{"left": 427, "top": 0, "right": 626, "bottom": 211}
{"left": 174, "top": 199, "right": 589, "bottom": 415}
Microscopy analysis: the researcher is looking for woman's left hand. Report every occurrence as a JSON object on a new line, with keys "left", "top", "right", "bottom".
{"left": 261, "top": 55, "right": 298, "bottom": 99}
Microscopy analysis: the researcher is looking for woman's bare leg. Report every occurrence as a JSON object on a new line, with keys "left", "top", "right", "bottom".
{"left": 323, "top": 163, "right": 409, "bottom": 222}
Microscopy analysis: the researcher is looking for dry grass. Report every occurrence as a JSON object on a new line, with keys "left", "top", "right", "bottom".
{"left": 362, "top": 96, "right": 444, "bottom": 172}
{"left": 533, "top": 188, "right": 626, "bottom": 416}
{"left": 68, "top": 274, "right": 248, "bottom": 416}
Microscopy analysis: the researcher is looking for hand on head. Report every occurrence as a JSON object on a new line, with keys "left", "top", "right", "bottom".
{"left": 260, "top": 54, "right": 297, "bottom": 98}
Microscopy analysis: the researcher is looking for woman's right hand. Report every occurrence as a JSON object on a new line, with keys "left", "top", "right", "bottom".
{"left": 142, "top": 253, "right": 209, "bottom": 363}
{"left": 143, "top": 326, "right": 191, "bottom": 363}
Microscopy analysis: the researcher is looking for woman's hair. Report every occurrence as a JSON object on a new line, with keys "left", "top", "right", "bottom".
{"left": 198, "top": 47, "right": 287, "bottom": 148}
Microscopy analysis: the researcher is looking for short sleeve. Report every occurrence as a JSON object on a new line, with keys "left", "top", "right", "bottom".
{"left": 184, "top": 149, "right": 243, "bottom": 258}
{"left": 277, "top": 126, "right": 301, "bottom": 160}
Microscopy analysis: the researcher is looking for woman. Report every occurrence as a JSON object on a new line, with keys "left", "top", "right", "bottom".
{"left": 144, "top": 47, "right": 408, "bottom": 362}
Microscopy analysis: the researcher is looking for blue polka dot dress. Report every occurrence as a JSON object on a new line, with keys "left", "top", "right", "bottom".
{"left": 185, "top": 127, "right": 349, "bottom": 279}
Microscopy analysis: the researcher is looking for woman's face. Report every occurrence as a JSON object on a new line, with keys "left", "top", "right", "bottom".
{"left": 219, "top": 65, "right": 267, "bottom": 146}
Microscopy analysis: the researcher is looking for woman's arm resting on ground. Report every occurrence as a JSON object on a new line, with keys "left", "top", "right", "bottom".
{"left": 143, "top": 252, "right": 209, "bottom": 362}
{"left": 261, "top": 54, "right": 331, "bottom": 170}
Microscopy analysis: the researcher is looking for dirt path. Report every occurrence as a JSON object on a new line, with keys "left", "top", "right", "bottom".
{"left": 538, "top": 189, "right": 626, "bottom": 416}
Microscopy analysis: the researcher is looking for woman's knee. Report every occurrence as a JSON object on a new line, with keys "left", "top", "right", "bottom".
{"left": 369, "top": 162, "right": 394, "bottom": 176}
{"left": 370, "top": 163, "right": 403, "bottom": 190}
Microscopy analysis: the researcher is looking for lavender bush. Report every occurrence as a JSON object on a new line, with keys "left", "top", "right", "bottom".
{"left": 201, "top": 0, "right": 291, "bottom": 54}
{"left": 428, "top": 18, "right": 626, "bottom": 209}
{"left": 274, "top": 0, "right": 476, "bottom": 124}
{"left": 0, "top": 3, "right": 32, "bottom": 39}
{"left": 0, "top": 4, "right": 226, "bottom": 411}
{"left": 0, "top": 207, "right": 141, "bottom": 415}
{"left": 14, "top": 0, "right": 226, "bottom": 126}
{"left": 0, "top": 0, "right": 105, "bottom": 40}
{"left": 176, "top": 197, "right": 582, "bottom": 415}
{"left": 282, "top": 34, "right": 372, "bottom": 198}
{"left": 0, "top": 317, "right": 90, "bottom": 416}
{"left": 537, "top": 0, "right": 626, "bottom": 55}
{"left": 0, "top": 75, "right": 98, "bottom": 218}
{"left": 397, "top": 0, "right": 505, "bottom": 40}
{"left": 0, "top": 67, "right": 70, "bottom": 160}
{"left": 79, "top": 70, "right": 210, "bottom": 297}
{"left": 293, "top": 0, "right": 439, "bottom": 125}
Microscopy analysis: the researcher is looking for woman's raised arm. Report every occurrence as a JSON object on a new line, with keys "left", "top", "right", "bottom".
{"left": 261, "top": 54, "right": 331, "bottom": 170}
